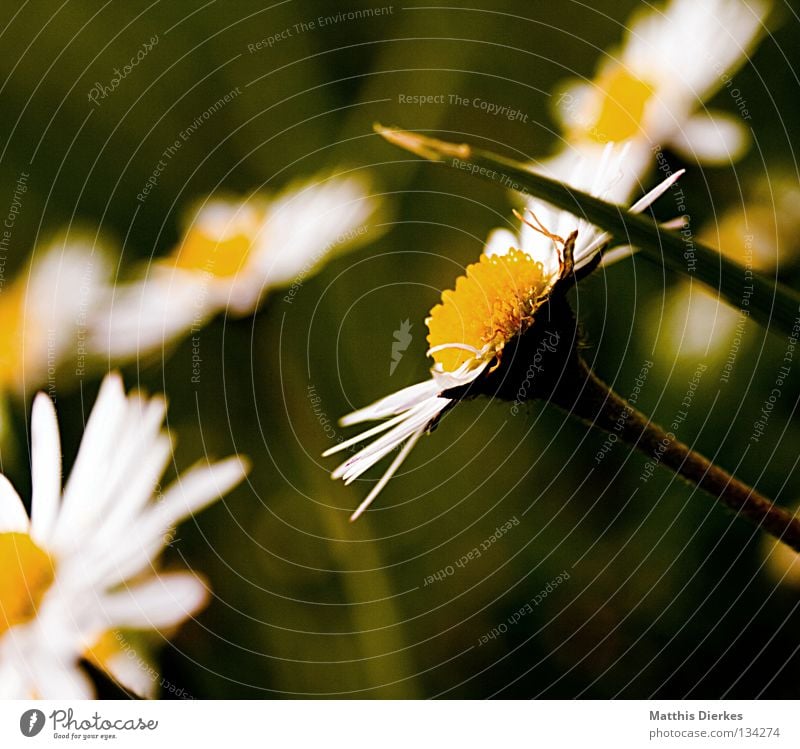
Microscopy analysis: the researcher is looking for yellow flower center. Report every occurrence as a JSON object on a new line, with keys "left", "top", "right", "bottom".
{"left": 426, "top": 248, "right": 550, "bottom": 372}
{"left": 0, "top": 281, "right": 27, "bottom": 389}
{"left": 0, "top": 532, "right": 55, "bottom": 635}
{"left": 172, "top": 227, "right": 254, "bottom": 278}
{"left": 698, "top": 209, "right": 778, "bottom": 273}
{"left": 582, "top": 66, "right": 654, "bottom": 142}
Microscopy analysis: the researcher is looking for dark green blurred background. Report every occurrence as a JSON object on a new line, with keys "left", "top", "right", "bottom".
{"left": 2, "top": 0, "right": 800, "bottom": 698}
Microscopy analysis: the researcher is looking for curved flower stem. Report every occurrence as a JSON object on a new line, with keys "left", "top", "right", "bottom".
{"left": 376, "top": 124, "right": 800, "bottom": 339}
{"left": 553, "top": 357, "right": 800, "bottom": 552}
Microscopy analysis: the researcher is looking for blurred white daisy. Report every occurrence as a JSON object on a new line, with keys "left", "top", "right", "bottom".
{"left": 553, "top": 0, "right": 770, "bottom": 165}
{"left": 655, "top": 175, "right": 800, "bottom": 363}
{"left": 0, "top": 372, "right": 248, "bottom": 698}
{"left": 762, "top": 508, "right": 800, "bottom": 588}
{"left": 656, "top": 281, "right": 743, "bottom": 361}
{"left": 698, "top": 175, "right": 800, "bottom": 273}
{"left": 93, "top": 173, "right": 382, "bottom": 361}
{"left": 0, "top": 236, "right": 111, "bottom": 398}
{"left": 325, "top": 147, "right": 682, "bottom": 520}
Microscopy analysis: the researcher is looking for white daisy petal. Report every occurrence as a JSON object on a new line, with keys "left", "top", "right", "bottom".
{"left": 93, "top": 270, "right": 215, "bottom": 363}
{"left": 630, "top": 170, "right": 686, "bottom": 214}
{"left": 5, "top": 238, "right": 114, "bottom": 396}
{"left": 99, "top": 645, "right": 158, "bottom": 699}
{"left": 340, "top": 379, "right": 441, "bottom": 426}
{"left": 84, "top": 456, "right": 248, "bottom": 588}
{"left": 78, "top": 534, "right": 166, "bottom": 591}
{"left": 98, "top": 573, "right": 209, "bottom": 630}
{"left": 149, "top": 455, "right": 250, "bottom": 532}
{"left": 334, "top": 399, "right": 448, "bottom": 483}
{"left": 599, "top": 245, "right": 636, "bottom": 267}
{"left": 550, "top": 81, "right": 594, "bottom": 130}
{"left": 94, "top": 434, "right": 173, "bottom": 540}
{"left": 0, "top": 657, "right": 30, "bottom": 699}
{"left": 55, "top": 373, "right": 128, "bottom": 541}
{"left": 484, "top": 228, "right": 519, "bottom": 258}
{"left": 254, "top": 175, "right": 379, "bottom": 289}
{"left": 0, "top": 475, "right": 29, "bottom": 533}
{"left": 670, "top": 111, "right": 751, "bottom": 165}
{"left": 350, "top": 429, "right": 425, "bottom": 521}
{"left": 323, "top": 408, "right": 422, "bottom": 458}
{"left": 29, "top": 393, "right": 62, "bottom": 545}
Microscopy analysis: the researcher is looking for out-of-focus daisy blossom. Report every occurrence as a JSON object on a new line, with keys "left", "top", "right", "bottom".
{"left": 0, "top": 237, "right": 111, "bottom": 397}
{"left": 325, "top": 148, "right": 682, "bottom": 520}
{"left": 655, "top": 281, "right": 743, "bottom": 360}
{"left": 698, "top": 175, "right": 800, "bottom": 272}
{"left": 762, "top": 510, "right": 800, "bottom": 588}
{"left": 553, "top": 0, "right": 770, "bottom": 165}
{"left": 93, "top": 173, "right": 382, "bottom": 361}
{"left": 655, "top": 176, "right": 800, "bottom": 362}
{"left": 0, "top": 373, "right": 249, "bottom": 698}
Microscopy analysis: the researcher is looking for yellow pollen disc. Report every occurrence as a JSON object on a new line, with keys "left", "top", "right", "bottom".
{"left": 426, "top": 248, "right": 550, "bottom": 372}
{"left": 0, "top": 281, "right": 27, "bottom": 388}
{"left": 0, "top": 532, "right": 55, "bottom": 635}
{"left": 582, "top": 66, "right": 654, "bottom": 142}
{"left": 172, "top": 227, "right": 254, "bottom": 278}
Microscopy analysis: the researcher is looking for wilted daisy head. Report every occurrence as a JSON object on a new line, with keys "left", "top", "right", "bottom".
{"left": 0, "top": 373, "right": 249, "bottom": 698}
{"left": 325, "top": 147, "right": 683, "bottom": 519}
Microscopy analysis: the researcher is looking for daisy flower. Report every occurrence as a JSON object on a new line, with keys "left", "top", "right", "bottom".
{"left": 762, "top": 508, "right": 800, "bottom": 588}
{"left": 325, "top": 146, "right": 682, "bottom": 520}
{"left": 0, "top": 372, "right": 249, "bottom": 698}
{"left": 697, "top": 174, "right": 800, "bottom": 273}
{"left": 656, "top": 174, "right": 800, "bottom": 361}
{"left": 655, "top": 281, "right": 743, "bottom": 360}
{"left": 93, "top": 173, "right": 382, "bottom": 362}
{"left": 553, "top": 0, "right": 770, "bottom": 165}
{"left": 0, "top": 236, "right": 111, "bottom": 398}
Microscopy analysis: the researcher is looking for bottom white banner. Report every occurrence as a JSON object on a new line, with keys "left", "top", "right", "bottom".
{"left": 0, "top": 700, "right": 795, "bottom": 748}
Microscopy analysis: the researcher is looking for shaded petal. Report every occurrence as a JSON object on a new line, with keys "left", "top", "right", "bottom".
{"left": 97, "top": 642, "right": 158, "bottom": 699}
{"left": 484, "top": 228, "right": 519, "bottom": 258}
{"left": 599, "top": 245, "right": 635, "bottom": 267}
